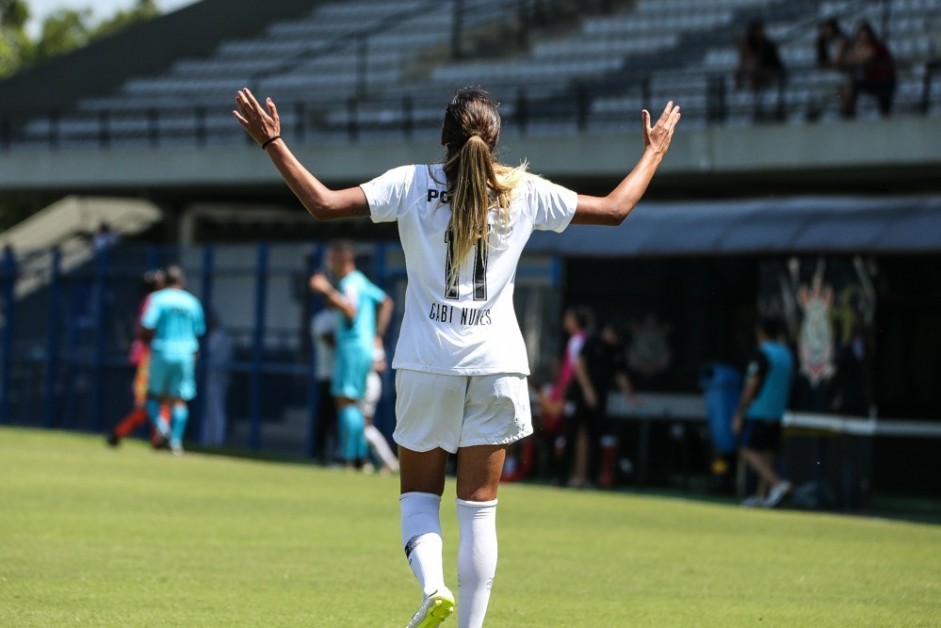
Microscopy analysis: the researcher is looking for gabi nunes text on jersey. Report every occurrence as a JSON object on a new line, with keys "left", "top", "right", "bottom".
{"left": 428, "top": 302, "right": 493, "bottom": 326}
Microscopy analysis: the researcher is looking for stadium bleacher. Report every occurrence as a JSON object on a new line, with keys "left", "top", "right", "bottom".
{"left": 7, "top": 0, "right": 941, "bottom": 149}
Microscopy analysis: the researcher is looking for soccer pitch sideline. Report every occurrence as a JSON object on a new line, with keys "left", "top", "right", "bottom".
{"left": 1, "top": 428, "right": 939, "bottom": 627}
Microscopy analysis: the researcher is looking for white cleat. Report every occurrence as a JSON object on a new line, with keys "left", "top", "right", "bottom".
{"left": 407, "top": 588, "right": 455, "bottom": 628}
{"left": 764, "top": 480, "right": 793, "bottom": 508}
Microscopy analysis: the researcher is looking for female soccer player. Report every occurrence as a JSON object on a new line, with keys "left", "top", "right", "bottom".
{"left": 234, "top": 86, "right": 680, "bottom": 628}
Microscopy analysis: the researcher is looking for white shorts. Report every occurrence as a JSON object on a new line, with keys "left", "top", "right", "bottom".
{"left": 393, "top": 369, "right": 532, "bottom": 454}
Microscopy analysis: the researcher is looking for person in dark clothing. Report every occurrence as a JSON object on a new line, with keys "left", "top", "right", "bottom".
{"left": 732, "top": 316, "right": 795, "bottom": 508}
{"left": 816, "top": 18, "right": 850, "bottom": 70}
{"left": 840, "top": 21, "right": 896, "bottom": 118}
{"left": 735, "top": 20, "right": 786, "bottom": 121}
{"left": 560, "top": 320, "right": 634, "bottom": 488}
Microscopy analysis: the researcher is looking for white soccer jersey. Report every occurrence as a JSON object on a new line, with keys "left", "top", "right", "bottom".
{"left": 362, "top": 163, "right": 577, "bottom": 376}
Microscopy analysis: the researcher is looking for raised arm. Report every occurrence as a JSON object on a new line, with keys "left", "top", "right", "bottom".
{"left": 233, "top": 88, "right": 369, "bottom": 221}
{"left": 571, "top": 101, "right": 681, "bottom": 226}
{"left": 310, "top": 273, "right": 357, "bottom": 321}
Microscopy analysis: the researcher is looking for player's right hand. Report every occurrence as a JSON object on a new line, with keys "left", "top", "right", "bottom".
{"left": 309, "top": 273, "right": 332, "bottom": 295}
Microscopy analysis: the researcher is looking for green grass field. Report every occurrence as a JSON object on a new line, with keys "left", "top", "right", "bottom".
{"left": 2, "top": 427, "right": 940, "bottom": 627}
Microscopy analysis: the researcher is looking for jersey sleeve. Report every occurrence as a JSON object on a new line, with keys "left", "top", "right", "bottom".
{"left": 362, "top": 277, "right": 387, "bottom": 305}
{"left": 194, "top": 300, "right": 206, "bottom": 338}
{"left": 361, "top": 165, "right": 417, "bottom": 223}
{"left": 526, "top": 175, "right": 578, "bottom": 233}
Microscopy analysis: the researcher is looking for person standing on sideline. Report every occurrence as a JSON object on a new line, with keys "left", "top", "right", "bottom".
{"left": 505, "top": 305, "right": 590, "bottom": 483}
{"left": 139, "top": 265, "right": 205, "bottom": 456}
{"left": 309, "top": 305, "right": 338, "bottom": 464}
{"left": 108, "top": 268, "right": 168, "bottom": 447}
{"left": 733, "top": 316, "right": 795, "bottom": 508}
{"left": 308, "top": 241, "right": 394, "bottom": 470}
{"left": 540, "top": 306, "right": 592, "bottom": 436}
{"left": 234, "top": 86, "right": 680, "bottom": 627}
{"left": 564, "top": 320, "right": 635, "bottom": 488}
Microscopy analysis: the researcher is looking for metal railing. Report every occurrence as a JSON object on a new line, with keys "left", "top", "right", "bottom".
{"left": 1, "top": 61, "right": 938, "bottom": 152}
{"left": 1, "top": 0, "right": 938, "bottom": 151}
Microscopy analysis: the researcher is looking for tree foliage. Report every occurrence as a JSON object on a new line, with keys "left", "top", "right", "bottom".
{"left": 33, "top": 8, "right": 93, "bottom": 60}
{"left": 0, "top": 0, "right": 30, "bottom": 29}
{"left": 1, "top": 2, "right": 163, "bottom": 230}
{"left": 0, "top": 0, "right": 160, "bottom": 79}
{"left": 95, "top": 0, "right": 159, "bottom": 39}
{"left": 1, "top": 0, "right": 32, "bottom": 75}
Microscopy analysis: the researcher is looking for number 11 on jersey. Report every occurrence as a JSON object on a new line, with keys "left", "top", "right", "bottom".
{"left": 444, "top": 226, "right": 488, "bottom": 301}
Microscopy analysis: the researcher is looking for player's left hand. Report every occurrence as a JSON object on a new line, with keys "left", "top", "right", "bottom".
{"left": 233, "top": 88, "right": 281, "bottom": 147}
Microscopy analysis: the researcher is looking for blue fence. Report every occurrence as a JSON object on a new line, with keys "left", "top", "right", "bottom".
{"left": 0, "top": 241, "right": 562, "bottom": 458}
{"left": 0, "top": 242, "right": 403, "bottom": 456}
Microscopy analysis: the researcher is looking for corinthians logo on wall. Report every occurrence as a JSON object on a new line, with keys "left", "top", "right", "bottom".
{"left": 759, "top": 256, "right": 876, "bottom": 415}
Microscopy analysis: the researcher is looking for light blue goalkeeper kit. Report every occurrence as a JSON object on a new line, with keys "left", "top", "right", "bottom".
{"left": 141, "top": 287, "right": 205, "bottom": 448}
{"left": 331, "top": 269, "right": 387, "bottom": 462}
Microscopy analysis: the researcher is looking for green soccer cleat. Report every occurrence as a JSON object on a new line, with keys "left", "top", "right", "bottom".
{"left": 406, "top": 588, "right": 455, "bottom": 628}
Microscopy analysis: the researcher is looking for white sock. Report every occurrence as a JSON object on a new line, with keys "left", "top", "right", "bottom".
{"left": 400, "top": 492, "right": 445, "bottom": 597}
{"left": 456, "top": 498, "right": 498, "bottom": 628}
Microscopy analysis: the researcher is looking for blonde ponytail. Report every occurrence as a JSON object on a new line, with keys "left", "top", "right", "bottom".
{"left": 445, "top": 136, "right": 524, "bottom": 286}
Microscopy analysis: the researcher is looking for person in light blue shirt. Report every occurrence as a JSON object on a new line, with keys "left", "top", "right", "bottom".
{"left": 139, "top": 265, "right": 205, "bottom": 455}
{"left": 733, "top": 316, "right": 795, "bottom": 508}
{"left": 310, "top": 241, "right": 394, "bottom": 468}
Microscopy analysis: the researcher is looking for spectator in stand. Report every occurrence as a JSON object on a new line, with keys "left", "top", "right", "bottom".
{"left": 735, "top": 20, "right": 786, "bottom": 121}
{"left": 928, "top": 12, "right": 941, "bottom": 66}
{"left": 840, "top": 21, "right": 896, "bottom": 118}
{"left": 732, "top": 316, "right": 795, "bottom": 508}
{"left": 807, "top": 17, "right": 852, "bottom": 120}
{"left": 816, "top": 18, "right": 850, "bottom": 70}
